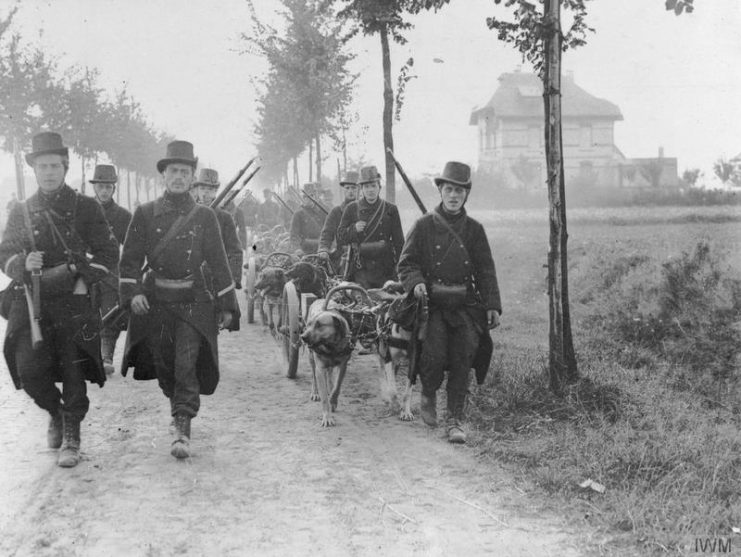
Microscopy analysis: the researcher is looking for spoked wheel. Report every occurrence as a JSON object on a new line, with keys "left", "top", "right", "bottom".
{"left": 280, "top": 280, "right": 301, "bottom": 379}
{"left": 245, "top": 255, "right": 258, "bottom": 324}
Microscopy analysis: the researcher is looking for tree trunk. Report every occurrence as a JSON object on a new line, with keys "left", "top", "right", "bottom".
{"left": 80, "top": 157, "right": 86, "bottom": 195}
{"left": 308, "top": 141, "right": 313, "bottom": 183}
{"left": 293, "top": 157, "right": 299, "bottom": 187}
{"left": 126, "top": 170, "right": 132, "bottom": 211}
{"left": 135, "top": 173, "right": 140, "bottom": 203}
{"left": 380, "top": 24, "right": 396, "bottom": 203}
{"left": 12, "top": 137, "right": 26, "bottom": 201}
{"left": 543, "top": 0, "right": 578, "bottom": 393}
{"left": 342, "top": 128, "right": 347, "bottom": 171}
{"left": 116, "top": 166, "right": 121, "bottom": 204}
{"left": 315, "top": 134, "right": 322, "bottom": 186}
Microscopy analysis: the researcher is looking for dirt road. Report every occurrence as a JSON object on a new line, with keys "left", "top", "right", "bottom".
{"left": 0, "top": 297, "right": 582, "bottom": 556}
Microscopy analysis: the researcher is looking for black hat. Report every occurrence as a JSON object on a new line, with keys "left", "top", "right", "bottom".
{"left": 357, "top": 165, "right": 381, "bottom": 185}
{"left": 89, "top": 164, "right": 118, "bottom": 184}
{"left": 25, "top": 132, "right": 69, "bottom": 166}
{"left": 156, "top": 140, "right": 198, "bottom": 173}
{"left": 193, "top": 168, "right": 220, "bottom": 188}
{"left": 339, "top": 170, "right": 359, "bottom": 186}
{"left": 434, "top": 161, "right": 472, "bottom": 189}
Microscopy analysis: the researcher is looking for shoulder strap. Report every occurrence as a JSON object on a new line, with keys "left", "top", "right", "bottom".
{"left": 361, "top": 200, "right": 386, "bottom": 243}
{"left": 20, "top": 201, "right": 37, "bottom": 251}
{"left": 431, "top": 212, "right": 471, "bottom": 261}
{"left": 148, "top": 203, "right": 200, "bottom": 267}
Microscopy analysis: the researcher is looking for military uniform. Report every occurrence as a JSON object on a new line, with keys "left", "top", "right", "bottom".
{"left": 223, "top": 200, "right": 247, "bottom": 250}
{"left": 398, "top": 196, "right": 501, "bottom": 441}
{"left": 0, "top": 184, "right": 118, "bottom": 438}
{"left": 337, "top": 197, "right": 404, "bottom": 288}
{"left": 318, "top": 198, "right": 352, "bottom": 271}
{"left": 289, "top": 203, "right": 325, "bottom": 254}
{"left": 119, "top": 190, "right": 240, "bottom": 417}
{"left": 257, "top": 196, "right": 281, "bottom": 229}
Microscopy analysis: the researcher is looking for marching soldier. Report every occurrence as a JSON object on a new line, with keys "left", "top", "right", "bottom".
{"left": 222, "top": 197, "right": 247, "bottom": 251}
{"left": 119, "top": 140, "right": 240, "bottom": 460}
{"left": 0, "top": 132, "right": 119, "bottom": 467}
{"left": 397, "top": 161, "right": 501, "bottom": 444}
{"left": 192, "top": 167, "right": 244, "bottom": 292}
{"left": 90, "top": 164, "right": 132, "bottom": 376}
{"left": 337, "top": 165, "right": 404, "bottom": 288}
{"left": 317, "top": 170, "right": 359, "bottom": 273}
{"left": 289, "top": 182, "right": 325, "bottom": 256}
{"left": 257, "top": 187, "right": 281, "bottom": 229}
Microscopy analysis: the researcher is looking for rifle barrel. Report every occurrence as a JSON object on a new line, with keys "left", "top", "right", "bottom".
{"left": 211, "top": 157, "right": 255, "bottom": 208}
{"left": 387, "top": 148, "right": 427, "bottom": 214}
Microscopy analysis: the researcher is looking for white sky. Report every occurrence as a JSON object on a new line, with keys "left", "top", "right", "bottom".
{"left": 2, "top": 0, "right": 740, "bottom": 195}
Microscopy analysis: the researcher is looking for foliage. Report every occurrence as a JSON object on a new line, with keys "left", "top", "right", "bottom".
{"left": 639, "top": 159, "right": 664, "bottom": 188}
{"left": 713, "top": 157, "right": 739, "bottom": 186}
{"left": 681, "top": 167, "right": 700, "bottom": 187}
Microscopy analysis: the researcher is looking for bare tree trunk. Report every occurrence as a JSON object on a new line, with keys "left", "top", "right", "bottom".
{"left": 543, "top": 0, "right": 578, "bottom": 393}
{"left": 80, "top": 157, "right": 86, "bottom": 195}
{"left": 126, "top": 170, "right": 132, "bottom": 211}
{"left": 308, "top": 141, "right": 313, "bottom": 183}
{"left": 315, "top": 134, "right": 322, "bottom": 186}
{"left": 342, "top": 128, "right": 347, "bottom": 171}
{"left": 293, "top": 157, "right": 299, "bottom": 187}
{"left": 380, "top": 24, "right": 395, "bottom": 203}
{"left": 12, "top": 137, "right": 26, "bottom": 200}
{"left": 135, "top": 173, "right": 140, "bottom": 203}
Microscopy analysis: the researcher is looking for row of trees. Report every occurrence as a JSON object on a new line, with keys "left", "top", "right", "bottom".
{"left": 0, "top": 6, "right": 172, "bottom": 204}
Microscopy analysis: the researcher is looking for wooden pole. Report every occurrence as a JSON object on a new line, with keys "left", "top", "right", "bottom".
{"left": 381, "top": 24, "right": 396, "bottom": 203}
{"left": 12, "top": 137, "right": 26, "bottom": 201}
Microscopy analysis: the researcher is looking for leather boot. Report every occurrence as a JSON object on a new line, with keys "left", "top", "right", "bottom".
{"left": 420, "top": 392, "right": 438, "bottom": 427}
{"left": 170, "top": 413, "right": 191, "bottom": 459}
{"left": 57, "top": 415, "right": 81, "bottom": 467}
{"left": 446, "top": 392, "right": 467, "bottom": 444}
{"left": 101, "top": 335, "right": 116, "bottom": 376}
{"left": 47, "top": 409, "right": 63, "bottom": 449}
{"left": 445, "top": 416, "right": 466, "bottom": 444}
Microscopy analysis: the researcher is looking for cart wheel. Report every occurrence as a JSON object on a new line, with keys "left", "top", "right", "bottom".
{"left": 245, "top": 255, "right": 257, "bottom": 324}
{"left": 281, "top": 281, "right": 300, "bottom": 379}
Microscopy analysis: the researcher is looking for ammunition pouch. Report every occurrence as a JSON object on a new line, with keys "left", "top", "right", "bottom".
{"left": 152, "top": 277, "right": 196, "bottom": 303}
{"left": 429, "top": 283, "right": 467, "bottom": 309}
{"left": 40, "top": 263, "right": 77, "bottom": 296}
{"left": 358, "top": 240, "right": 387, "bottom": 258}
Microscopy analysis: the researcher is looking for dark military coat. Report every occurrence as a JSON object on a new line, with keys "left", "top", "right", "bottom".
{"left": 223, "top": 200, "right": 247, "bottom": 249}
{"left": 99, "top": 199, "right": 132, "bottom": 321}
{"left": 337, "top": 197, "right": 404, "bottom": 286}
{"left": 318, "top": 199, "right": 352, "bottom": 254}
{"left": 289, "top": 204, "right": 325, "bottom": 254}
{"left": 397, "top": 203, "right": 502, "bottom": 382}
{"left": 119, "top": 191, "right": 240, "bottom": 394}
{"left": 0, "top": 184, "right": 119, "bottom": 389}
{"left": 257, "top": 199, "right": 281, "bottom": 229}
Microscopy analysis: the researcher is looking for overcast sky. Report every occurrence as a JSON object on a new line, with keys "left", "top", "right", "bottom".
{"left": 2, "top": 0, "right": 740, "bottom": 194}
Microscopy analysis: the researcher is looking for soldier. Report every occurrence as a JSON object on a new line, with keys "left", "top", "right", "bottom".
{"left": 119, "top": 140, "right": 240, "bottom": 460}
{"left": 289, "top": 182, "right": 325, "bottom": 256}
{"left": 256, "top": 187, "right": 281, "bottom": 229}
{"left": 317, "top": 170, "right": 359, "bottom": 274}
{"left": 90, "top": 164, "right": 132, "bottom": 376}
{"left": 222, "top": 197, "right": 247, "bottom": 251}
{"left": 191, "top": 167, "right": 244, "bottom": 292}
{"left": 397, "top": 161, "right": 501, "bottom": 444}
{"left": 337, "top": 165, "right": 404, "bottom": 288}
{"left": 0, "top": 132, "right": 119, "bottom": 467}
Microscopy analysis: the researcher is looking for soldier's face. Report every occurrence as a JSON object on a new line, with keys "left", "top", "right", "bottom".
{"left": 32, "top": 154, "right": 66, "bottom": 193}
{"left": 162, "top": 163, "right": 194, "bottom": 194}
{"left": 439, "top": 183, "right": 469, "bottom": 214}
{"left": 93, "top": 183, "right": 115, "bottom": 203}
{"left": 361, "top": 181, "right": 380, "bottom": 203}
{"left": 342, "top": 184, "right": 358, "bottom": 202}
{"left": 196, "top": 185, "right": 216, "bottom": 204}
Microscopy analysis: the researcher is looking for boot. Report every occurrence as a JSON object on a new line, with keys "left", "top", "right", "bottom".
{"left": 170, "top": 413, "right": 191, "bottom": 459}
{"left": 420, "top": 392, "right": 438, "bottom": 427}
{"left": 446, "top": 391, "right": 467, "bottom": 444}
{"left": 103, "top": 359, "right": 115, "bottom": 377}
{"left": 47, "top": 409, "right": 63, "bottom": 449}
{"left": 57, "top": 415, "right": 81, "bottom": 468}
{"left": 101, "top": 335, "right": 116, "bottom": 376}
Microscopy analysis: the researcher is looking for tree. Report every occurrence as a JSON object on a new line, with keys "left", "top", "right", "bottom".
{"left": 713, "top": 158, "right": 738, "bottom": 186}
{"left": 640, "top": 159, "right": 664, "bottom": 188}
{"left": 681, "top": 168, "right": 701, "bottom": 188}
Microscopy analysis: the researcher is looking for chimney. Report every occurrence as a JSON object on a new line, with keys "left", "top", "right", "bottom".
{"left": 658, "top": 146, "right": 664, "bottom": 158}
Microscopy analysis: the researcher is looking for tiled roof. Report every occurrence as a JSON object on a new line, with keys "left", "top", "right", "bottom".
{"left": 470, "top": 71, "right": 623, "bottom": 124}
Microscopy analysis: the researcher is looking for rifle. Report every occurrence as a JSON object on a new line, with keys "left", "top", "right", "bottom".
{"left": 303, "top": 191, "right": 329, "bottom": 216}
{"left": 218, "top": 166, "right": 262, "bottom": 210}
{"left": 20, "top": 202, "right": 43, "bottom": 349}
{"left": 270, "top": 192, "right": 295, "bottom": 216}
{"left": 211, "top": 157, "right": 256, "bottom": 209}
{"left": 387, "top": 148, "right": 427, "bottom": 214}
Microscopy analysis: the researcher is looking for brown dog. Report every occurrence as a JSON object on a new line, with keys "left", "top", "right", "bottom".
{"left": 254, "top": 266, "right": 286, "bottom": 333}
{"left": 300, "top": 300, "right": 353, "bottom": 427}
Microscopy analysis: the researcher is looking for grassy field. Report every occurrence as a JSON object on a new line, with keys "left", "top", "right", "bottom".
{"left": 459, "top": 205, "right": 741, "bottom": 555}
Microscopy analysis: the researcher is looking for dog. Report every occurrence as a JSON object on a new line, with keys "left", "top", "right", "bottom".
{"left": 284, "top": 261, "right": 327, "bottom": 298}
{"left": 300, "top": 299, "right": 353, "bottom": 427}
{"left": 253, "top": 266, "right": 286, "bottom": 333}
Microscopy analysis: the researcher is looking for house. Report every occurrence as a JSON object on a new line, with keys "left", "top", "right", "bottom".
{"left": 470, "top": 69, "right": 678, "bottom": 190}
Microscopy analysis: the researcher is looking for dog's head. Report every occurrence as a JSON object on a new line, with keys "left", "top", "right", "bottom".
{"left": 286, "top": 261, "right": 326, "bottom": 297}
{"left": 301, "top": 309, "right": 351, "bottom": 363}
{"left": 254, "top": 266, "right": 286, "bottom": 296}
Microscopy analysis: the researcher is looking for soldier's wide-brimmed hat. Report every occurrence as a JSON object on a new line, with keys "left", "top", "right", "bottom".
{"left": 434, "top": 161, "right": 472, "bottom": 189}
{"left": 302, "top": 182, "right": 319, "bottom": 196}
{"left": 357, "top": 165, "right": 381, "bottom": 185}
{"left": 156, "top": 140, "right": 198, "bottom": 173}
{"left": 339, "top": 170, "right": 359, "bottom": 186}
{"left": 193, "top": 168, "right": 220, "bottom": 188}
{"left": 25, "top": 132, "right": 69, "bottom": 166}
{"left": 89, "top": 164, "right": 118, "bottom": 184}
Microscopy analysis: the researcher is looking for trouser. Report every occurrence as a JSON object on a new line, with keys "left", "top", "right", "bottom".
{"left": 147, "top": 317, "right": 203, "bottom": 418}
{"left": 418, "top": 309, "right": 479, "bottom": 419}
{"left": 15, "top": 327, "right": 89, "bottom": 419}
{"left": 100, "top": 327, "right": 121, "bottom": 362}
